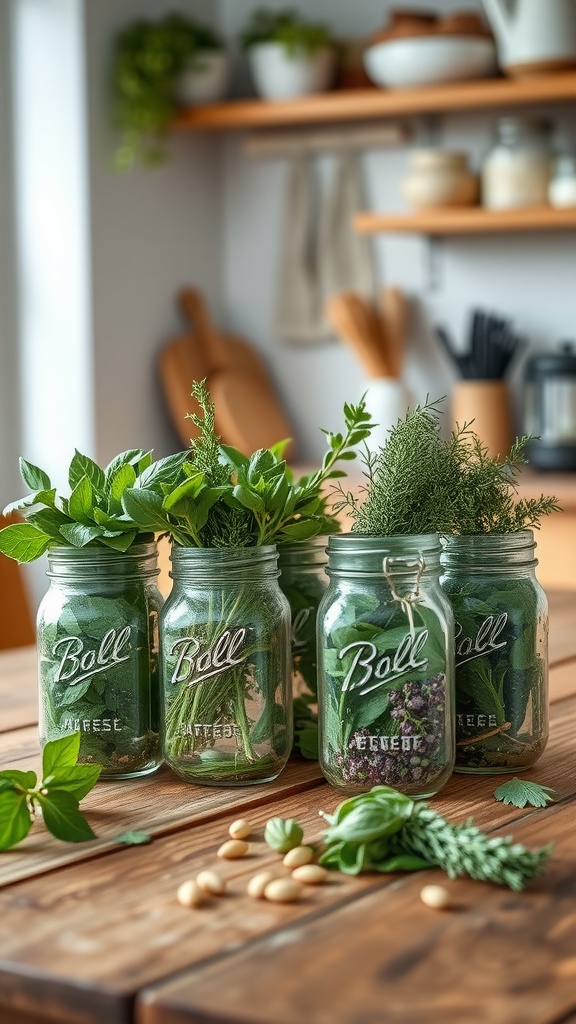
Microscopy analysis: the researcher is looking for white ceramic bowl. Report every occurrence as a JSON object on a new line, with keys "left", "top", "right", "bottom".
{"left": 176, "top": 51, "right": 230, "bottom": 105}
{"left": 248, "top": 43, "right": 335, "bottom": 100}
{"left": 363, "top": 36, "right": 498, "bottom": 89}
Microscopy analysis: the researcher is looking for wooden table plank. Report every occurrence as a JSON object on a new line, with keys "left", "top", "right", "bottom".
{"left": 2, "top": 688, "right": 576, "bottom": 1024}
{"left": 137, "top": 798, "right": 576, "bottom": 1024}
{"left": 0, "top": 648, "right": 573, "bottom": 888}
{"left": 1, "top": 741, "right": 574, "bottom": 1024}
{"left": 0, "top": 647, "right": 37, "bottom": 732}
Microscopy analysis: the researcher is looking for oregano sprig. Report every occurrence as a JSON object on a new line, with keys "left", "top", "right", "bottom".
{"left": 0, "top": 733, "right": 100, "bottom": 851}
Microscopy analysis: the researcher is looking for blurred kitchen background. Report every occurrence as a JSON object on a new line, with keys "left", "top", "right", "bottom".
{"left": 2, "top": 0, "right": 576, "bottom": 604}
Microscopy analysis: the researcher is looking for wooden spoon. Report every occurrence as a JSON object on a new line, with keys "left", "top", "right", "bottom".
{"left": 380, "top": 287, "right": 407, "bottom": 379}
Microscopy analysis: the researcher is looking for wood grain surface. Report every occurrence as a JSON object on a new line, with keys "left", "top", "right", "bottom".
{"left": 0, "top": 594, "right": 574, "bottom": 1024}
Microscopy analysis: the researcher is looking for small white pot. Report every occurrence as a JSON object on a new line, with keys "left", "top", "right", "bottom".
{"left": 176, "top": 51, "right": 230, "bottom": 105}
{"left": 363, "top": 379, "right": 412, "bottom": 453}
{"left": 248, "top": 43, "right": 334, "bottom": 100}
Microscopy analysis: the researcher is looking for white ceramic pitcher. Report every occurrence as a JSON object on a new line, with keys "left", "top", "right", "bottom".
{"left": 482, "top": 0, "right": 576, "bottom": 75}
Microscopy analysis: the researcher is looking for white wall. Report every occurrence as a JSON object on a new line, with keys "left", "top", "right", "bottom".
{"left": 84, "top": 0, "right": 223, "bottom": 464}
{"left": 218, "top": 0, "right": 576, "bottom": 461}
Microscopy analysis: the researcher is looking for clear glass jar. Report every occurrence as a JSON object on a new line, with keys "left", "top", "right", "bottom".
{"left": 481, "top": 117, "right": 552, "bottom": 210}
{"left": 440, "top": 531, "right": 548, "bottom": 774}
{"left": 549, "top": 154, "right": 576, "bottom": 209}
{"left": 37, "top": 542, "right": 163, "bottom": 779}
{"left": 278, "top": 537, "right": 328, "bottom": 701}
{"left": 317, "top": 534, "right": 455, "bottom": 798}
{"left": 160, "top": 545, "right": 292, "bottom": 786}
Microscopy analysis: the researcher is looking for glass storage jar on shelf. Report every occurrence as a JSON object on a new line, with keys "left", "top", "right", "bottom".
{"left": 317, "top": 534, "right": 455, "bottom": 799}
{"left": 440, "top": 531, "right": 548, "bottom": 774}
{"left": 160, "top": 545, "right": 292, "bottom": 786}
{"left": 481, "top": 116, "right": 552, "bottom": 210}
{"left": 37, "top": 541, "right": 163, "bottom": 779}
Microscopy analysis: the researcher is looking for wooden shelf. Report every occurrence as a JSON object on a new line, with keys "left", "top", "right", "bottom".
{"left": 174, "top": 71, "right": 576, "bottom": 132}
{"left": 354, "top": 205, "right": 576, "bottom": 235}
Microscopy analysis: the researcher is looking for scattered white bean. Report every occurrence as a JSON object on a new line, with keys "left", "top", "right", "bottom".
{"left": 264, "top": 879, "right": 303, "bottom": 903}
{"left": 247, "top": 871, "right": 278, "bottom": 899}
{"left": 420, "top": 884, "right": 450, "bottom": 910}
{"left": 229, "top": 819, "right": 252, "bottom": 840}
{"left": 196, "top": 870, "right": 226, "bottom": 895}
{"left": 292, "top": 864, "right": 328, "bottom": 885}
{"left": 177, "top": 879, "right": 204, "bottom": 908}
{"left": 217, "top": 839, "right": 249, "bottom": 860}
{"left": 283, "top": 846, "right": 314, "bottom": 869}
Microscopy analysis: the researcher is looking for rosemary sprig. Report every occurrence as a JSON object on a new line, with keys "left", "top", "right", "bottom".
{"left": 448, "top": 432, "right": 560, "bottom": 534}
{"left": 319, "top": 786, "right": 551, "bottom": 891}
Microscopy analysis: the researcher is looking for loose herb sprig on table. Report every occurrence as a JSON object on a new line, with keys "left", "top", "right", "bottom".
{"left": 0, "top": 448, "right": 187, "bottom": 562}
{"left": 0, "top": 733, "right": 100, "bottom": 851}
{"left": 318, "top": 786, "right": 552, "bottom": 891}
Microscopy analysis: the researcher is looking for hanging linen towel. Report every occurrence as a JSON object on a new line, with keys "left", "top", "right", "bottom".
{"left": 273, "top": 155, "right": 327, "bottom": 342}
{"left": 319, "top": 150, "right": 376, "bottom": 311}
{"left": 274, "top": 150, "right": 376, "bottom": 344}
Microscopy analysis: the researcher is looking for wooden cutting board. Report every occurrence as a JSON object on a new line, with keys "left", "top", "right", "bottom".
{"left": 159, "top": 288, "right": 293, "bottom": 456}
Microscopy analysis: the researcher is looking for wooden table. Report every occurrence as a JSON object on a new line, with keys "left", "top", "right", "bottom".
{"left": 1, "top": 592, "right": 576, "bottom": 1024}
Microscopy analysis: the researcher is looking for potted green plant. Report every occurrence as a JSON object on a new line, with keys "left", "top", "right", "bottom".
{"left": 319, "top": 401, "right": 460, "bottom": 798}
{"left": 0, "top": 448, "right": 186, "bottom": 778}
{"left": 112, "top": 13, "right": 228, "bottom": 169}
{"left": 239, "top": 8, "right": 335, "bottom": 100}
{"left": 120, "top": 380, "right": 372, "bottom": 786}
{"left": 440, "top": 434, "right": 559, "bottom": 774}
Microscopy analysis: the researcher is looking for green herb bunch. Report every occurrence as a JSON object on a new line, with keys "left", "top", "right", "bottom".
{"left": 448, "top": 432, "right": 560, "bottom": 534}
{"left": 334, "top": 400, "right": 464, "bottom": 537}
{"left": 239, "top": 8, "right": 332, "bottom": 56}
{"left": 318, "top": 786, "right": 551, "bottom": 891}
{"left": 0, "top": 448, "right": 186, "bottom": 563}
{"left": 123, "top": 380, "right": 373, "bottom": 548}
{"left": 112, "top": 13, "right": 223, "bottom": 168}
{"left": 0, "top": 734, "right": 100, "bottom": 851}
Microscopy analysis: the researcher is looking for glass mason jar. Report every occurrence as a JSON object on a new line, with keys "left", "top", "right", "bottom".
{"left": 317, "top": 535, "right": 455, "bottom": 798}
{"left": 278, "top": 537, "right": 328, "bottom": 701}
{"left": 440, "top": 531, "right": 548, "bottom": 774}
{"left": 160, "top": 545, "right": 292, "bottom": 786}
{"left": 37, "top": 542, "right": 163, "bottom": 779}
{"left": 481, "top": 116, "right": 552, "bottom": 210}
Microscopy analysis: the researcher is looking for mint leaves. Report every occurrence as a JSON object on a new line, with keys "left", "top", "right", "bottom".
{"left": 0, "top": 733, "right": 100, "bottom": 850}
{"left": 494, "top": 778, "right": 556, "bottom": 809}
{"left": 0, "top": 449, "right": 187, "bottom": 562}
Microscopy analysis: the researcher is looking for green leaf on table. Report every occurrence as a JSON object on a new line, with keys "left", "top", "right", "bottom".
{"left": 114, "top": 830, "right": 152, "bottom": 846}
{"left": 43, "top": 764, "right": 102, "bottom": 801}
{"left": 42, "top": 733, "right": 82, "bottom": 775}
{"left": 36, "top": 790, "right": 96, "bottom": 843}
{"left": 494, "top": 778, "right": 556, "bottom": 809}
{"left": 0, "top": 788, "right": 33, "bottom": 850}
{"left": 0, "top": 769, "right": 37, "bottom": 789}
